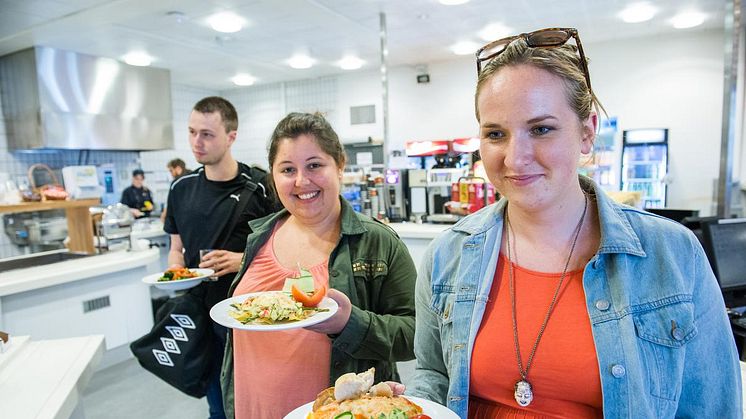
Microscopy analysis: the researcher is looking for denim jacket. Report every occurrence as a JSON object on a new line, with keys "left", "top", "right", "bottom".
{"left": 407, "top": 177, "right": 742, "bottom": 418}
{"left": 221, "top": 197, "right": 416, "bottom": 419}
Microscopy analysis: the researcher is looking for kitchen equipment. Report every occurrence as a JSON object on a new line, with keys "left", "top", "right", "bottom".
{"left": 407, "top": 169, "right": 428, "bottom": 222}
{"left": 62, "top": 165, "right": 103, "bottom": 199}
{"left": 0, "top": 46, "right": 173, "bottom": 151}
{"left": 92, "top": 203, "right": 134, "bottom": 251}
{"left": 3, "top": 210, "right": 68, "bottom": 252}
{"left": 384, "top": 169, "right": 409, "bottom": 222}
{"left": 97, "top": 164, "right": 120, "bottom": 206}
{"left": 425, "top": 168, "right": 468, "bottom": 223}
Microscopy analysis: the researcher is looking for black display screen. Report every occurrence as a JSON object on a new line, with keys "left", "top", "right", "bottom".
{"left": 703, "top": 219, "right": 746, "bottom": 291}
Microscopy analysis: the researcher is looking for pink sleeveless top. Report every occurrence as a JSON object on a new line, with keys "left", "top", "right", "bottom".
{"left": 232, "top": 229, "right": 331, "bottom": 419}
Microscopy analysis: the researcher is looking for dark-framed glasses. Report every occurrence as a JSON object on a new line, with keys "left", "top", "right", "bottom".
{"left": 475, "top": 27, "right": 592, "bottom": 94}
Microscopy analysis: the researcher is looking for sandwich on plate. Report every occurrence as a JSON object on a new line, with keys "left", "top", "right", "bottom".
{"left": 307, "top": 368, "right": 431, "bottom": 419}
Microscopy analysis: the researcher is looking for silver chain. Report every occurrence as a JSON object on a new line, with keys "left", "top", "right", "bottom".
{"left": 506, "top": 194, "right": 588, "bottom": 382}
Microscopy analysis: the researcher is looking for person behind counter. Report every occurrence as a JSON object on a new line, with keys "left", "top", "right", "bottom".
{"left": 120, "top": 169, "right": 153, "bottom": 218}
{"left": 164, "top": 96, "right": 277, "bottom": 419}
{"left": 161, "top": 158, "right": 193, "bottom": 223}
{"left": 405, "top": 27, "right": 742, "bottom": 418}
{"left": 167, "top": 158, "right": 192, "bottom": 180}
{"left": 220, "top": 112, "right": 417, "bottom": 419}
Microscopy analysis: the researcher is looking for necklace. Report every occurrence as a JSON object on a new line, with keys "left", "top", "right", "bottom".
{"left": 505, "top": 194, "right": 588, "bottom": 407}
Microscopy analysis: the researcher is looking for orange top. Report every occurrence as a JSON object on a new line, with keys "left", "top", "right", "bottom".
{"left": 232, "top": 229, "right": 331, "bottom": 419}
{"left": 468, "top": 254, "right": 602, "bottom": 419}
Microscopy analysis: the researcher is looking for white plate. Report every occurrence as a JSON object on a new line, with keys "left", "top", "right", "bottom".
{"left": 210, "top": 292, "right": 339, "bottom": 331}
{"left": 283, "top": 395, "right": 459, "bottom": 419}
{"left": 141, "top": 268, "right": 214, "bottom": 291}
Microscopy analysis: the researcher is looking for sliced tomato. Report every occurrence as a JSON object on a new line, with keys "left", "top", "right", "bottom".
{"left": 291, "top": 283, "right": 326, "bottom": 307}
{"left": 412, "top": 415, "right": 432, "bottom": 419}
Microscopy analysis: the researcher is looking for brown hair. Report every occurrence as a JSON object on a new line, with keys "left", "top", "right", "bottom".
{"left": 192, "top": 96, "right": 238, "bottom": 132}
{"left": 266, "top": 112, "right": 346, "bottom": 195}
{"left": 167, "top": 158, "right": 186, "bottom": 170}
{"left": 475, "top": 38, "right": 603, "bottom": 123}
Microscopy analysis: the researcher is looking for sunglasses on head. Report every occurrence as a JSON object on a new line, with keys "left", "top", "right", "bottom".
{"left": 475, "top": 27, "right": 592, "bottom": 94}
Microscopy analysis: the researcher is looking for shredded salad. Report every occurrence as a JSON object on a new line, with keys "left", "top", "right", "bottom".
{"left": 228, "top": 291, "right": 328, "bottom": 325}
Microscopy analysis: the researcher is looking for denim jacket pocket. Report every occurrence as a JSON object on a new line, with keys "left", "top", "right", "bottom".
{"left": 632, "top": 298, "right": 697, "bottom": 401}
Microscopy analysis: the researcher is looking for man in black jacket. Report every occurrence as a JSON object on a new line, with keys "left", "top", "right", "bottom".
{"left": 120, "top": 169, "right": 153, "bottom": 218}
{"left": 164, "top": 96, "right": 276, "bottom": 419}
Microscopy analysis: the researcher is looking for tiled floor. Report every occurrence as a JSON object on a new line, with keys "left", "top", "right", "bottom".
{"left": 82, "top": 358, "right": 416, "bottom": 419}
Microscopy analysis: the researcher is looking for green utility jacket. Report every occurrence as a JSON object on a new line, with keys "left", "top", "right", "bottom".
{"left": 220, "top": 197, "right": 417, "bottom": 418}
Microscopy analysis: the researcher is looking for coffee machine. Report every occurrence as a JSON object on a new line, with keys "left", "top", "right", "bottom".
{"left": 383, "top": 169, "right": 409, "bottom": 222}
{"left": 425, "top": 168, "right": 468, "bottom": 223}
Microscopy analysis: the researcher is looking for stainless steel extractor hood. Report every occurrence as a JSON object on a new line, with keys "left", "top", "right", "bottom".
{"left": 0, "top": 46, "right": 173, "bottom": 150}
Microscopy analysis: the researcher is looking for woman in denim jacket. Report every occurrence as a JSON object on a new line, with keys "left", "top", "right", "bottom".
{"left": 406, "top": 28, "right": 742, "bottom": 418}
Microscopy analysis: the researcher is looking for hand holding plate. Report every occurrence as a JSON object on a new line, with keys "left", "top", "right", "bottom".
{"left": 304, "top": 289, "right": 352, "bottom": 335}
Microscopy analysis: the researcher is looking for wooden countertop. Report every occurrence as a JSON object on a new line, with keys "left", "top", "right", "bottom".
{"left": 0, "top": 199, "right": 101, "bottom": 214}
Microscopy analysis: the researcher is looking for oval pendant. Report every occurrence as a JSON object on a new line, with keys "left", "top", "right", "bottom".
{"left": 514, "top": 380, "right": 533, "bottom": 407}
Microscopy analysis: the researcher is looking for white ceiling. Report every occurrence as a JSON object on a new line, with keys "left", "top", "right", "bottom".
{"left": 0, "top": 0, "right": 728, "bottom": 90}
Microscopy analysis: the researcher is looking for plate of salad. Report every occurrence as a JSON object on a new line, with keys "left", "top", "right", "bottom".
{"left": 141, "top": 267, "right": 214, "bottom": 291}
{"left": 210, "top": 275, "right": 337, "bottom": 331}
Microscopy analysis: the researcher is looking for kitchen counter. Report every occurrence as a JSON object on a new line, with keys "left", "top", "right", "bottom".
{"left": 0, "top": 334, "right": 104, "bottom": 419}
{"left": 0, "top": 249, "right": 158, "bottom": 364}
{"left": 388, "top": 222, "right": 451, "bottom": 240}
{"left": 387, "top": 222, "right": 451, "bottom": 271}
{"left": 0, "top": 248, "right": 159, "bottom": 297}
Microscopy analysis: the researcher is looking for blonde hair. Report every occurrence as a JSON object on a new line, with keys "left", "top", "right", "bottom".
{"left": 475, "top": 38, "right": 604, "bottom": 123}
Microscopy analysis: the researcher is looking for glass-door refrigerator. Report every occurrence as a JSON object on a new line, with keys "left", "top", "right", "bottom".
{"left": 620, "top": 128, "right": 668, "bottom": 208}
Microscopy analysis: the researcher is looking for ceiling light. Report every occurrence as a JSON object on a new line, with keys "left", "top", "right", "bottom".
{"left": 208, "top": 12, "right": 244, "bottom": 33}
{"left": 479, "top": 23, "right": 513, "bottom": 42}
{"left": 338, "top": 56, "right": 364, "bottom": 70}
{"left": 287, "top": 54, "right": 314, "bottom": 69}
{"left": 231, "top": 74, "right": 255, "bottom": 86}
{"left": 123, "top": 52, "right": 153, "bottom": 66}
{"left": 619, "top": 3, "right": 656, "bottom": 23}
{"left": 671, "top": 11, "right": 706, "bottom": 29}
{"left": 439, "top": 0, "right": 469, "bottom": 5}
{"left": 450, "top": 41, "right": 479, "bottom": 56}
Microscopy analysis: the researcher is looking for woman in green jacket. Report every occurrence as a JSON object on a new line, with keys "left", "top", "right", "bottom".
{"left": 220, "top": 112, "right": 416, "bottom": 419}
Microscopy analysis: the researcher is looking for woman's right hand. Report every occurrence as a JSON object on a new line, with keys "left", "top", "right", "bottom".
{"left": 385, "top": 381, "right": 406, "bottom": 396}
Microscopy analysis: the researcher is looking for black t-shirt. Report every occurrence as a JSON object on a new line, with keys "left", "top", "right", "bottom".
{"left": 164, "top": 163, "right": 277, "bottom": 307}
{"left": 120, "top": 185, "right": 154, "bottom": 217}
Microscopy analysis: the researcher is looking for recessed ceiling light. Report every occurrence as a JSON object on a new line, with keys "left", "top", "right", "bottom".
{"left": 671, "top": 11, "right": 706, "bottom": 29}
{"left": 231, "top": 74, "right": 255, "bottom": 86}
{"left": 208, "top": 12, "right": 244, "bottom": 33}
{"left": 439, "top": 0, "right": 469, "bottom": 5}
{"left": 287, "top": 54, "right": 314, "bottom": 69}
{"left": 338, "top": 56, "right": 364, "bottom": 70}
{"left": 479, "top": 23, "right": 513, "bottom": 42}
{"left": 123, "top": 52, "right": 153, "bottom": 66}
{"left": 619, "top": 3, "right": 656, "bottom": 23}
{"left": 450, "top": 41, "right": 479, "bottom": 56}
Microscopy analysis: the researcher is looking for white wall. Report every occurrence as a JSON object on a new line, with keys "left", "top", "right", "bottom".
{"left": 590, "top": 29, "right": 726, "bottom": 214}
{"left": 21, "top": 28, "right": 729, "bottom": 218}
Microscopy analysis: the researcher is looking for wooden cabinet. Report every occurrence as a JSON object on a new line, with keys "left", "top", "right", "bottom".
{"left": 0, "top": 199, "right": 100, "bottom": 254}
